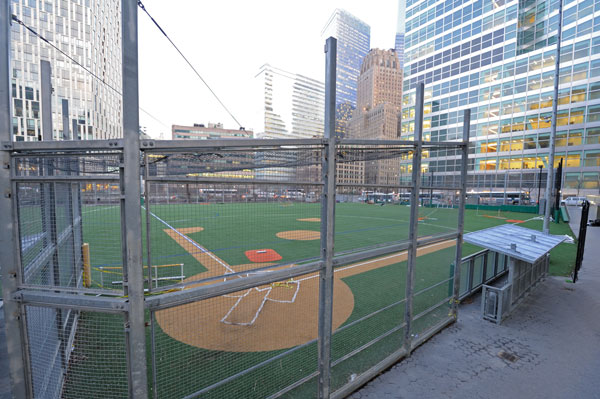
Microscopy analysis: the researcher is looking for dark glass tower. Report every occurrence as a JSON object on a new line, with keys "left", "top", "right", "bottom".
{"left": 322, "top": 9, "right": 371, "bottom": 138}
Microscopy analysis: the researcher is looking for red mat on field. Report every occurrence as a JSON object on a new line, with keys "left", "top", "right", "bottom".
{"left": 506, "top": 219, "right": 525, "bottom": 223}
{"left": 245, "top": 249, "right": 282, "bottom": 263}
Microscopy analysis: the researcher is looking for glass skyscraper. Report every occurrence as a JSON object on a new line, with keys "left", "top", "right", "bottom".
{"left": 395, "top": 0, "right": 406, "bottom": 67}
{"left": 10, "top": 0, "right": 122, "bottom": 141}
{"left": 253, "top": 64, "right": 325, "bottom": 139}
{"left": 401, "top": 0, "right": 600, "bottom": 199}
{"left": 322, "top": 9, "right": 371, "bottom": 138}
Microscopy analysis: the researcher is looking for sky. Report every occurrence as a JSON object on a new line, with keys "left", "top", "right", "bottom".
{"left": 138, "top": 0, "right": 399, "bottom": 138}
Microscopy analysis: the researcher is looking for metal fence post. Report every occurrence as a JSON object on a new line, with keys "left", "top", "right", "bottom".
{"left": 451, "top": 109, "right": 470, "bottom": 317}
{"left": 121, "top": 0, "right": 148, "bottom": 397}
{"left": 318, "top": 36, "right": 337, "bottom": 399}
{"left": 0, "top": 1, "right": 28, "bottom": 397}
{"left": 404, "top": 82, "right": 424, "bottom": 353}
{"left": 41, "top": 60, "right": 53, "bottom": 141}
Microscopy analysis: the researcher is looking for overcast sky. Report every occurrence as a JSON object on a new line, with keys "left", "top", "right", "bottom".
{"left": 138, "top": 0, "right": 399, "bottom": 138}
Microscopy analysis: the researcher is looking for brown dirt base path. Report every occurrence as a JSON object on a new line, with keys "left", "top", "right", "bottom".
{"left": 156, "top": 226, "right": 455, "bottom": 352}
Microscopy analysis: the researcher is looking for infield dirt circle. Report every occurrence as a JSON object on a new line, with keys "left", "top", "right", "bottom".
{"left": 155, "top": 226, "right": 455, "bottom": 352}
{"left": 276, "top": 230, "right": 320, "bottom": 240}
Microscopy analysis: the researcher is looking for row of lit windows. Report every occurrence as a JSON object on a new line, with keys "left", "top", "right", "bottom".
{"left": 473, "top": 130, "right": 599, "bottom": 154}
{"left": 473, "top": 151, "right": 598, "bottom": 171}
{"left": 402, "top": 82, "right": 599, "bottom": 130}
{"left": 564, "top": 172, "right": 600, "bottom": 190}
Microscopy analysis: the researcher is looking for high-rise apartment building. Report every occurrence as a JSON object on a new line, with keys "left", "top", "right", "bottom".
{"left": 401, "top": 0, "right": 600, "bottom": 199}
{"left": 321, "top": 9, "right": 371, "bottom": 138}
{"left": 10, "top": 0, "right": 122, "bottom": 141}
{"left": 348, "top": 49, "right": 403, "bottom": 186}
{"left": 253, "top": 64, "right": 324, "bottom": 139}
{"left": 395, "top": 1, "right": 406, "bottom": 67}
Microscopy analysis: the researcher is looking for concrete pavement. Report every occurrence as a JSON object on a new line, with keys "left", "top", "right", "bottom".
{"left": 351, "top": 206, "right": 600, "bottom": 399}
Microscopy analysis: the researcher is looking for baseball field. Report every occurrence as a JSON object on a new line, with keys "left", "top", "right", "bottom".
{"left": 58, "top": 200, "right": 575, "bottom": 398}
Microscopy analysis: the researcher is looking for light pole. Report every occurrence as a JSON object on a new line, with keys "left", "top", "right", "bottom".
{"left": 543, "top": 0, "right": 564, "bottom": 234}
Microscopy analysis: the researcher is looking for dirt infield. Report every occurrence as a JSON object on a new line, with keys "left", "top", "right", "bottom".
{"left": 276, "top": 230, "right": 320, "bottom": 240}
{"left": 156, "top": 225, "right": 456, "bottom": 352}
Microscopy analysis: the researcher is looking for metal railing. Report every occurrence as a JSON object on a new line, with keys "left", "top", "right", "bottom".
{"left": 458, "top": 249, "right": 509, "bottom": 301}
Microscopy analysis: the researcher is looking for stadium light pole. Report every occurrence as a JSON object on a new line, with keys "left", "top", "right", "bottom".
{"left": 543, "top": 0, "right": 564, "bottom": 234}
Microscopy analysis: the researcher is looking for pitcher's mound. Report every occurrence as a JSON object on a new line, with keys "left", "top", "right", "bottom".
{"left": 245, "top": 249, "right": 282, "bottom": 263}
{"left": 276, "top": 230, "right": 320, "bottom": 240}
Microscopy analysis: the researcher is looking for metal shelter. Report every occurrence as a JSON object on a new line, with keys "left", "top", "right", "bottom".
{"left": 464, "top": 225, "right": 566, "bottom": 323}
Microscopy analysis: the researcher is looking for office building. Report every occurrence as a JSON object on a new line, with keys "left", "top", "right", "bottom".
{"left": 10, "top": 0, "right": 122, "bottom": 141}
{"left": 395, "top": 0, "right": 406, "bottom": 67}
{"left": 172, "top": 123, "right": 252, "bottom": 140}
{"left": 321, "top": 9, "right": 371, "bottom": 138}
{"left": 401, "top": 0, "right": 600, "bottom": 199}
{"left": 348, "top": 49, "right": 403, "bottom": 186}
{"left": 253, "top": 64, "right": 324, "bottom": 140}
{"left": 168, "top": 123, "right": 254, "bottom": 181}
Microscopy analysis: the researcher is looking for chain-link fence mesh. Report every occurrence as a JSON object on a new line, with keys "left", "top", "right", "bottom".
{"left": 25, "top": 306, "right": 128, "bottom": 399}
{"left": 6, "top": 142, "right": 472, "bottom": 399}
{"left": 151, "top": 270, "right": 320, "bottom": 398}
{"left": 14, "top": 155, "right": 123, "bottom": 292}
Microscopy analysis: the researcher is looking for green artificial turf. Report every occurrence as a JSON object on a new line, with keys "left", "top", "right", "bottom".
{"left": 26, "top": 201, "right": 579, "bottom": 398}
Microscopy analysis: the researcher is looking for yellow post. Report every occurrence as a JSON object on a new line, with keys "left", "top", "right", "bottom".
{"left": 82, "top": 243, "right": 91, "bottom": 288}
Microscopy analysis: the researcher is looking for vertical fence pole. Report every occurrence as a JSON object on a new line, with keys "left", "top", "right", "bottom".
{"left": 40, "top": 60, "right": 53, "bottom": 141}
{"left": 121, "top": 0, "right": 148, "bottom": 397}
{"left": 543, "top": 0, "right": 564, "bottom": 234}
{"left": 61, "top": 99, "right": 70, "bottom": 140}
{"left": 451, "top": 109, "right": 470, "bottom": 317}
{"left": 404, "top": 83, "right": 424, "bottom": 353}
{"left": 318, "top": 36, "right": 337, "bottom": 399}
{"left": 143, "top": 152, "right": 153, "bottom": 290}
{"left": 1, "top": 1, "right": 29, "bottom": 397}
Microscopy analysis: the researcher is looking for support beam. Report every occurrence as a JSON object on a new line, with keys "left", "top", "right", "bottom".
{"left": 318, "top": 36, "right": 337, "bottom": 399}
{"left": 40, "top": 60, "right": 53, "bottom": 141}
{"left": 121, "top": 0, "right": 148, "bottom": 397}
{"left": 61, "top": 99, "right": 69, "bottom": 140}
{"left": 0, "top": 1, "right": 28, "bottom": 397}
{"left": 543, "top": 0, "right": 564, "bottom": 234}
{"left": 404, "top": 82, "right": 425, "bottom": 353}
{"left": 452, "top": 109, "right": 470, "bottom": 317}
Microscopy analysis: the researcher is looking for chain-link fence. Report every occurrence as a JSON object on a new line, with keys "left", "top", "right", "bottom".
{"left": 2, "top": 126, "right": 474, "bottom": 398}
{"left": 0, "top": 16, "right": 474, "bottom": 396}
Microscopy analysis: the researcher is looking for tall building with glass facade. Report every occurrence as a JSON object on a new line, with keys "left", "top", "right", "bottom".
{"left": 401, "top": 0, "right": 600, "bottom": 199}
{"left": 395, "top": 0, "right": 406, "bottom": 67}
{"left": 253, "top": 64, "right": 325, "bottom": 139}
{"left": 10, "top": 0, "right": 122, "bottom": 141}
{"left": 322, "top": 9, "right": 371, "bottom": 138}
